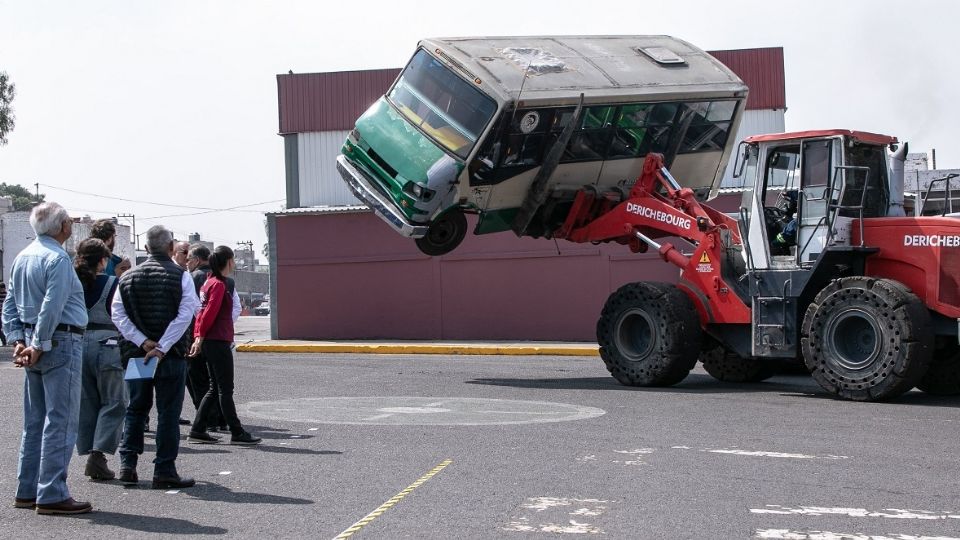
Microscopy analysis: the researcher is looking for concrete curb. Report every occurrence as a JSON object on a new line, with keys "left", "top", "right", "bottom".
{"left": 236, "top": 343, "right": 600, "bottom": 356}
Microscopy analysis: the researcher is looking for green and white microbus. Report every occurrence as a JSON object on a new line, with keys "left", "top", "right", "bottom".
{"left": 337, "top": 35, "right": 748, "bottom": 255}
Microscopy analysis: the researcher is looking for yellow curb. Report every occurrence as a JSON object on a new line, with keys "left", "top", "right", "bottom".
{"left": 236, "top": 343, "right": 600, "bottom": 356}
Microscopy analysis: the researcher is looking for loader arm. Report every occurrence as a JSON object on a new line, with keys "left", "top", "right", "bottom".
{"left": 554, "top": 153, "right": 751, "bottom": 325}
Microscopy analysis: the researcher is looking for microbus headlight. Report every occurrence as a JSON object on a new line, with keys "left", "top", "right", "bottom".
{"left": 404, "top": 181, "right": 436, "bottom": 202}
{"left": 347, "top": 128, "right": 361, "bottom": 144}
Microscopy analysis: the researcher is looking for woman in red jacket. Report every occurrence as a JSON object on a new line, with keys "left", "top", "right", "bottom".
{"left": 186, "top": 246, "right": 260, "bottom": 445}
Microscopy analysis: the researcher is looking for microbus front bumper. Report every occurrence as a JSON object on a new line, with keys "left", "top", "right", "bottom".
{"left": 336, "top": 155, "right": 429, "bottom": 238}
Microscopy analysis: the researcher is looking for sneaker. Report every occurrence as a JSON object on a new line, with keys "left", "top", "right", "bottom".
{"left": 230, "top": 431, "right": 262, "bottom": 445}
{"left": 118, "top": 468, "right": 138, "bottom": 486}
{"left": 35, "top": 498, "right": 92, "bottom": 515}
{"left": 84, "top": 452, "right": 115, "bottom": 481}
{"left": 187, "top": 431, "right": 220, "bottom": 444}
{"left": 178, "top": 417, "right": 191, "bottom": 425}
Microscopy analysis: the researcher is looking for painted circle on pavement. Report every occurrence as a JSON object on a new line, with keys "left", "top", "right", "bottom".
{"left": 240, "top": 396, "right": 605, "bottom": 426}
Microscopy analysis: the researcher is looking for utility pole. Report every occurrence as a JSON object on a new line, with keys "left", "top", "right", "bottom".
{"left": 117, "top": 213, "right": 136, "bottom": 250}
{"left": 34, "top": 182, "right": 39, "bottom": 200}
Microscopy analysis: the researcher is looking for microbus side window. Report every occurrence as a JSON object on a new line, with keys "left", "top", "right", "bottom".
{"left": 606, "top": 103, "right": 679, "bottom": 160}
{"left": 677, "top": 101, "right": 737, "bottom": 154}
{"left": 562, "top": 106, "right": 616, "bottom": 162}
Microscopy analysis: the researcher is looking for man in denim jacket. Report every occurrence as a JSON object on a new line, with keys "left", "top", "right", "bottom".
{"left": 2, "top": 202, "right": 91, "bottom": 515}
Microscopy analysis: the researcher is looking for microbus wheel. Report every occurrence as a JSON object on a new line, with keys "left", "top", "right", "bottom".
{"left": 415, "top": 209, "right": 467, "bottom": 257}
{"left": 801, "top": 277, "right": 933, "bottom": 401}
{"left": 916, "top": 338, "right": 960, "bottom": 395}
{"left": 596, "top": 282, "right": 700, "bottom": 387}
{"left": 700, "top": 343, "right": 775, "bottom": 383}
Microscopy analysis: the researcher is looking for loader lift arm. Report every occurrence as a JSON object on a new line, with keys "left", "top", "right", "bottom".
{"left": 553, "top": 153, "right": 752, "bottom": 325}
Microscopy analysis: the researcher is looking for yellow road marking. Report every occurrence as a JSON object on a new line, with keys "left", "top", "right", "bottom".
{"left": 332, "top": 459, "right": 453, "bottom": 540}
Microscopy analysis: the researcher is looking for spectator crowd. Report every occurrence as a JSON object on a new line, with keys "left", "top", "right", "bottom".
{"left": 2, "top": 203, "right": 260, "bottom": 515}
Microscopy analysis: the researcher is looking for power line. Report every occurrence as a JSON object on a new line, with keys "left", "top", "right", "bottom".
{"left": 139, "top": 200, "right": 283, "bottom": 221}
{"left": 40, "top": 183, "right": 281, "bottom": 214}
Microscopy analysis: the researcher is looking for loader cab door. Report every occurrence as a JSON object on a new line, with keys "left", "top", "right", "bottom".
{"left": 796, "top": 138, "right": 840, "bottom": 263}
{"left": 741, "top": 142, "right": 801, "bottom": 270}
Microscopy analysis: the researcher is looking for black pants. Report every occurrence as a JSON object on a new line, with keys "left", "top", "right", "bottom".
{"left": 187, "top": 353, "right": 224, "bottom": 426}
{"left": 120, "top": 357, "right": 186, "bottom": 476}
{"left": 191, "top": 340, "right": 244, "bottom": 436}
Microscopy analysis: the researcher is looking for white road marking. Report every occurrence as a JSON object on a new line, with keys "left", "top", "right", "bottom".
{"left": 672, "top": 445, "right": 692, "bottom": 449}
{"left": 165, "top": 490, "right": 180, "bottom": 494}
{"left": 308, "top": 428, "right": 319, "bottom": 431}
{"left": 755, "top": 529, "right": 960, "bottom": 540}
{"left": 218, "top": 471, "right": 232, "bottom": 475}
{"left": 751, "top": 506, "right": 960, "bottom": 520}
{"left": 576, "top": 455, "right": 597, "bottom": 463}
{"left": 709, "top": 449, "right": 849, "bottom": 460}
{"left": 613, "top": 448, "right": 655, "bottom": 466}
{"left": 505, "top": 497, "right": 610, "bottom": 534}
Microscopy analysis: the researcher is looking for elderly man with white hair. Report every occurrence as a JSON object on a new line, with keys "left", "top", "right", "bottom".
{"left": 2, "top": 202, "right": 91, "bottom": 515}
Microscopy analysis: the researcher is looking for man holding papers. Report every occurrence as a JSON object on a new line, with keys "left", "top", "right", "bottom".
{"left": 111, "top": 225, "right": 199, "bottom": 489}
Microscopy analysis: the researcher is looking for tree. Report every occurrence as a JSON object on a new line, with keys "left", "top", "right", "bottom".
{"left": 0, "top": 183, "right": 44, "bottom": 211}
{"left": 0, "top": 71, "right": 14, "bottom": 146}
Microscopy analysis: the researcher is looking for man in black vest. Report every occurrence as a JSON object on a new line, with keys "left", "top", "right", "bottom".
{"left": 111, "top": 225, "right": 200, "bottom": 489}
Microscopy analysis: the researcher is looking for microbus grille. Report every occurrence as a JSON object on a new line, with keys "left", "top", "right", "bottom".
{"left": 367, "top": 149, "right": 398, "bottom": 179}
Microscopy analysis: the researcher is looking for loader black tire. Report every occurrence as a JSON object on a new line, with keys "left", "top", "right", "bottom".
{"left": 700, "top": 343, "right": 775, "bottom": 383}
{"left": 916, "top": 338, "right": 960, "bottom": 395}
{"left": 596, "top": 282, "right": 701, "bottom": 387}
{"left": 801, "top": 277, "right": 933, "bottom": 401}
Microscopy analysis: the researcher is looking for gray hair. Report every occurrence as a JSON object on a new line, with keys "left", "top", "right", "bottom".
{"left": 29, "top": 202, "right": 70, "bottom": 236}
{"left": 145, "top": 225, "right": 174, "bottom": 255}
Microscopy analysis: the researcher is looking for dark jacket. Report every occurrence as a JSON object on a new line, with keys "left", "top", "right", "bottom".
{"left": 118, "top": 254, "right": 190, "bottom": 361}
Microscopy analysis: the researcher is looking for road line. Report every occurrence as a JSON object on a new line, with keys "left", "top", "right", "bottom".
{"left": 751, "top": 506, "right": 960, "bottom": 520}
{"left": 755, "top": 529, "right": 960, "bottom": 539}
{"left": 708, "top": 449, "right": 849, "bottom": 460}
{"left": 332, "top": 459, "right": 453, "bottom": 540}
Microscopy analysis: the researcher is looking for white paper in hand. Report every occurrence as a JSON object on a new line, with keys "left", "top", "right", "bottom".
{"left": 124, "top": 357, "right": 157, "bottom": 380}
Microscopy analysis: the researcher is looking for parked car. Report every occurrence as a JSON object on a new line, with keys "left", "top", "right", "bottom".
{"left": 253, "top": 302, "right": 270, "bottom": 316}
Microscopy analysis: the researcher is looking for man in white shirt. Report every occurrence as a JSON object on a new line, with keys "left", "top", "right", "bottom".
{"left": 111, "top": 225, "right": 200, "bottom": 489}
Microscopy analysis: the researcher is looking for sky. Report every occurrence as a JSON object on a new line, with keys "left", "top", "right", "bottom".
{"left": 1, "top": 0, "right": 958, "bottom": 257}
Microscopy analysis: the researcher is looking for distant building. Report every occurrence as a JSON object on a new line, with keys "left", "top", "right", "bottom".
{"left": 186, "top": 232, "right": 214, "bottom": 252}
{"left": 0, "top": 206, "right": 135, "bottom": 283}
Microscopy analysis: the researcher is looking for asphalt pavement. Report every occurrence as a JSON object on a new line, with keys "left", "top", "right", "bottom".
{"left": 1, "top": 347, "right": 959, "bottom": 539}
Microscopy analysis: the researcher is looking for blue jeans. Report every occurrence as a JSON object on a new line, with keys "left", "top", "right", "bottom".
{"left": 77, "top": 331, "right": 127, "bottom": 455}
{"left": 119, "top": 356, "right": 186, "bottom": 477}
{"left": 16, "top": 330, "right": 84, "bottom": 504}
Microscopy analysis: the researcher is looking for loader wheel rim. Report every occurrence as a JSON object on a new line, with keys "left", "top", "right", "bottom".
{"left": 829, "top": 309, "right": 881, "bottom": 370}
{"left": 616, "top": 309, "right": 655, "bottom": 361}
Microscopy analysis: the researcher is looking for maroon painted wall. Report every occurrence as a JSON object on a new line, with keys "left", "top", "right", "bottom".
{"left": 272, "top": 194, "right": 742, "bottom": 341}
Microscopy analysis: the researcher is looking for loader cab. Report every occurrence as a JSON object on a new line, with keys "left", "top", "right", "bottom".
{"left": 738, "top": 130, "right": 895, "bottom": 270}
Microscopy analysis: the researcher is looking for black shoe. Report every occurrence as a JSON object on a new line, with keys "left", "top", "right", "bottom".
{"left": 35, "top": 497, "right": 92, "bottom": 515}
{"left": 187, "top": 431, "right": 220, "bottom": 444}
{"left": 152, "top": 476, "right": 195, "bottom": 489}
{"left": 118, "top": 468, "right": 138, "bottom": 486}
{"left": 179, "top": 417, "right": 191, "bottom": 425}
{"left": 230, "top": 431, "right": 262, "bottom": 445}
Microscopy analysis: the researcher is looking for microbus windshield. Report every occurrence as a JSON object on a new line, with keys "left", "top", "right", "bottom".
{"left": 388, "top": 49, "right": 498, "bottom": 159}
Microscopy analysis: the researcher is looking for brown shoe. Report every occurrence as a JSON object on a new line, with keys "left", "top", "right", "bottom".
{"left": 35, "top": 498, "right": 92, "bottom": 515}
{"left": 13, "top": 497, "right": 36, "bottom": 509}
{"left": 84, "top": 451, "right": 115, "bottom": 481}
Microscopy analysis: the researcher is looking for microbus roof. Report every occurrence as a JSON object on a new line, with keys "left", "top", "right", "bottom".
{"left": 420, "top": 35, "right": 749, "bottom": 106}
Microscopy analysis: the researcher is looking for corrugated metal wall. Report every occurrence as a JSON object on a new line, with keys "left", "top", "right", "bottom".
{"left": 297, "top": 131, "right": 359, "bottom": 206}
{"left": 709, "top": 48, "right": 786, "bottom": 111}
{"left": 278, "top": 69, "right": 400, "bottom": 134}
{"left": 719, "top": 109, "right": 787, "bottom": 188}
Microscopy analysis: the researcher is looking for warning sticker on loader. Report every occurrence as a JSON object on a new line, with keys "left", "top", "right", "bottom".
{"left": 696, "top": 252, "right": 713, "bottom": 273}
